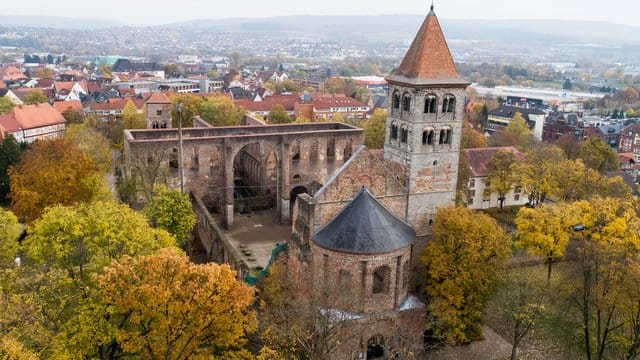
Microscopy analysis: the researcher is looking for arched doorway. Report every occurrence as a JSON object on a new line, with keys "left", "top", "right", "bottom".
{"left": 289, "top": 186, "right": 308, "bottom": 220}
{"left": 232, "top": 142, "right": 278, "bottom": 215}
{"left": 367, "top": 335, "right": 385, "bottom": 359}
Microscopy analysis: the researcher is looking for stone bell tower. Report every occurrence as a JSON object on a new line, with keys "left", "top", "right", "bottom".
{"left": 383, "top": 5, "right": 470, "bottom": 235}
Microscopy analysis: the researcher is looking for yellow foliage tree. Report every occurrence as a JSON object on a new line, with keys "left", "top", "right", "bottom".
{"left": 97, "top": 248, "right": 256, "bottom": 360}
{"left": 65, "top": 123, "right": 113, "bottom": 173}
{"left": 516, "top": 203, "right": 575, "bottom": 286}
{"left": 512, "top": 143, "right": 566, "bottom": 206}
{"left": 364, "top": 109, "right": 386, "bottom": 149}
{"left": 421, "top": 206, "right": 510, "bottom": 344}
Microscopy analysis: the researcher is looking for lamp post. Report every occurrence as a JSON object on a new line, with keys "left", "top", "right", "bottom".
{"left": 176, "top": 102, "right": 184, "bottom": 194}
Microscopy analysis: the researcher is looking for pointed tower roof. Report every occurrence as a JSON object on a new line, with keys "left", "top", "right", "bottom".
{"left": 146, "top": 91, "right": 171, "bottom": 104}
{"left": 311, "top": 188, "right": 416, "bottom": 254}
{"left": 386, "top": 6, "right": 469, "bottom": 87}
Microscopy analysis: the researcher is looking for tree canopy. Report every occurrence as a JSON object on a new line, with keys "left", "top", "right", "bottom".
{"left": 199, "top": 95, "right": 245, "bottom": 126}
{"left": 22, "top": 92, "right": 47, "bottom": 105}
{"left": 577, "top": 137, "right": 618, "bottom": 173}
{"left": 485, "top": 150, "right": 519, "bottom": 210}
{"left": 144, "top": 185, "right": 196, "bottom": 249}
{"left": 97, "top": 249, "right": 256, "bottom": 360}
{"left": 364, "top": 108, "right": 386, "bottom": 149}
{"left": 0, "top": 97, "right": 15, "bottom": 115}
{"left": 0, "top": 134, "right": 23, "bottom": 203}
{"left": 268, "top": 105, "right": 292, "bottom": 124}
{"left": 0, "top": 208, "right": 20, "bottom": 267}
{"left": 9, "top": 139, "right": 110, "bottom": 222}
{"left": 489, "top": 112, "right": 535, "bottom": 151}
{"left": 421, "top": 205, "right": 510, "bottom": 344}
{"left": 65, "top": 123, "right": 112, "bottom": 173}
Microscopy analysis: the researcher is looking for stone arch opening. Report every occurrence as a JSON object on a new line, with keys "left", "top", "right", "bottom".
{"left": 169, "top": 148, "right": 179, "bottom": 175}
{"left": 372, "top": 265, "right": 391, "bottom": 294}
{"left": 343, "top": 138, "right": 353, "bottom": 161}
{"left": 289, "top": 185, "right": 308, "bottom": 220}
{"left": 424, "top": 94, "right": 437, "bottom": 114}
{"left": 232, "top": 141, "right": 278, "bottom": 215}
{"left": 367, "top": 335, "right": 386, "bottom": 359}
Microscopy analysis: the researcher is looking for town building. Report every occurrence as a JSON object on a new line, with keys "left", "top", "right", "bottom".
{"left": 0, "top": 103, "right": 65, "bottom": 143}
{"left": 488, "top": 105, "right": 545, "bottom": 140}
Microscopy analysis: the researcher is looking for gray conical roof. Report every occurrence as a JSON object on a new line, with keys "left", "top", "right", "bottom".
{"left": 311, "top": 188, "right": 416, "bottom": 254}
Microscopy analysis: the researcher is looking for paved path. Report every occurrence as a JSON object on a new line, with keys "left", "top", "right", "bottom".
{"left": 425, "top": 327, "right": 512, "bottom": 360}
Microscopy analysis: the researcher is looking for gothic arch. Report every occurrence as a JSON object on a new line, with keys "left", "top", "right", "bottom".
{"left": 442, "top": 94, "right": 456, "bottom": 114}
{"left": 424, "top": 94, "right": 437, "bottom": 114}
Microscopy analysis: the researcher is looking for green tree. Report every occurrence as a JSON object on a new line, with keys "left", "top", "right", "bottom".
{"left": 199, "top": 96, "right": 244, "bottom": 126}
{"left": 421, "top": 206, "right": 510, "bottom": 344}
{"left": 65, "top": 123, "right": 112, "bottom": 173}
{"left": 9, "top": 139, "right": 110, "bottom": 222}
{"left": 22, "top": 92, "right": 47, "bottom": 105}
{"left": 485, "top": 150, "right": 519, "bottom": 210}
{"left": 578, "top": 137, "right": 618, "bottom": 173}
{"left": 0, "top": 97, "right": 15, "bottom": 115}
{"left": 0, "top": 209, "right": 20, "bottom": 267}
{"left": 489, "top": 112, "right": 535, "bottom": 151}
{"left": 61, "top": 108, "right": 84, "bottom": 125}
{"left": 33, "top": 67, "right": 55, "bottom": 79}
{"left": 0, "top": 134, "right": 23, "bottom": 203}
{"left": 97, "top": 249, "right": 256, "bottom": 359}
{"left": 268, "top": 105, "right": 292, "bottom": 124}
{"left": 364, "top": 109, "right": 386, "bottom": 149}
{"left": 24, "top": 201, "right": 176, "bottom": 279}
{"left": 144, "top": 185, "right": 196, "bottom": 250}
{"left": 163, "top": 63, "right": 183, "bottom": 78}
{"left": 170, "top": 93, "right": 204, "bottom": 128}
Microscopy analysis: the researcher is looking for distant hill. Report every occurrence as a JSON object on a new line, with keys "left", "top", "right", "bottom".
{"left": 0, "top": 14, "right": 123, "bottom": 29}
{"left": 167, "top": 15, "right": 640, "bottom": 45}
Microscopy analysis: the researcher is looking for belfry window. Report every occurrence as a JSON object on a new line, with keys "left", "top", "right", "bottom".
{"left": 424, "top": 95, "right": 437, "bottom": 114}
{"left": 400, "top": 127, "right": 408, "bottom": 143}
{"left": 442, "top": 95, "right": 456, "bottom": 113}
{"left": 391, "top": 124, "right": 398, "bottom": 140}
{"left": 402, "top": 93, "right": 411, "bottom": 112}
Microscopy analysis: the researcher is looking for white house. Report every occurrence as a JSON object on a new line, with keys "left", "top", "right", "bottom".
{"left": 0, "top": 103, "right": 66, "bottom": 143}
{"left": 462, "top": 146, "right": 529, "bottom": 209}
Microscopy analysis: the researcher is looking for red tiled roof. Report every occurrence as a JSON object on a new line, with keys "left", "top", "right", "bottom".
{"left": 53, "top": 100, "right": 83, "bottom": 113}
{"left": 0, "top": 114, "right": 20, "bottom": 132}
{"left": 386, "top": 7, "right": 468, "bottom": 87}
{"left": 54, "top": 81, "right": 74, "bottom": 92}
{"left": 146, "top": 91, "right": 171, "bottom": 104}
{"left": 0, "top": 66, "right": 26, "bottom": 82}
{"left": 462, "top": 146, "right": 525, "bottom": 178}
{"left": 2, "top": 103, "right": 65, "bottom": 130}
{"left": 36, "top": 79, "right": 55, "bottom": 88}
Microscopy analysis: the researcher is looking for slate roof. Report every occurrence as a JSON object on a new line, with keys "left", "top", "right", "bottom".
{"left": 112, "top": 59, "right": 162, "bottom": 73}
{"left": 386, "top": 6, "right": 468, "bottom": 87}
{"left": 489, "top": 105, "right": 545, "bottom": 119}
{"left": 311, "top": 187, "right": 416, "bottom": 254}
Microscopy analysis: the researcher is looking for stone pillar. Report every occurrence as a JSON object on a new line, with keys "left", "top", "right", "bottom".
{"left": 280, "top": 142, "right": 291, "bottom": 224}
{"left": 223, "top": 144, "right": 234, "bottom": 229}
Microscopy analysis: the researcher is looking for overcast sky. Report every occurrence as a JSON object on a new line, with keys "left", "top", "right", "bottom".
{"left": 2, "top": 0, "right": 637, "bottom": 26}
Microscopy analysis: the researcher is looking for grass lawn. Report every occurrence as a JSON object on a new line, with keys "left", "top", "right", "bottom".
{"left": 484, "top": 262, "right": 584, "bottom": 360}
{"left": 482, "top": 205, "right": 522, "bottom": 228}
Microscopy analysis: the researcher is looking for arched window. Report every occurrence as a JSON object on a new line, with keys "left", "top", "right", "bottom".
{"left": 400, "top": 127, "right": 408, "bottom": 143}
{"left": 390, "top": 124, "right": 398, "bottom": 140}
{"left": 343, "top": 138, "right": 353, "bottom": 161}
{"left": 422, "top": 129, "right": 435, "bottom": 145}
{"left": 372, "top": 266, "right": 391, "bottom": 294}
{"left": 442, "top": 95, "right": 456, "bottom": 113}
{"left": 402, "top": 93, "right": 411, "bottom": 112}
{"left": 439, "top": 130, "right": 446, "bottom": 144}
{"left": 444, "top": 129, "right": 452, "bottom": 144}
{"left": 291, "top": 140, "right": 301, "bottom": 161}
{"left": 424, "top": 95, "right": 437, "bottom": 114}
{"left": 392, "top": 92, "right": 400, "bottom": 113}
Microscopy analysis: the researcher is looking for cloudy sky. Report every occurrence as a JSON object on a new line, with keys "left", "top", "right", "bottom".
{"left": 3, "top": 0, "right": 637, "bottom": 26}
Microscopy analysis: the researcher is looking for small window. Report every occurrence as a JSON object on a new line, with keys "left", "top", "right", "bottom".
{"left": 392, "top": 92, "right": 400, "bottom": 111}
{"left": 424, "top": 95, "right": 437, "bottom": 114}
{"left": 326, "top": 139, "right": 335, "bottom": 158}
{"left": 514, "top": 185, "right": 522, "bottom": 194}
{"left": 469, "top": 189, "right": 476, "bottom": 197}
{"left": 402, "top": 94, "right": 411, "bottom": 112}
{"left": 439, "top": 130, "right": 445, "bottom": 144}
{"left": 515, "top": 194, "right": 520, "bottom": 201}
{"left": 469, "top": 179, "right": 476, "bottom": 188}
{"left": 156, "top": 109, "right": 162, "bottom": 116}
{"left": 391, "top": 125, "right": 398, "bottom": 140}
{"left": 400, "top": 127, "right": 408, "bottom": 143}
{"left": 372, "top": 266, "right": 391, "bottom": 294}
{"left": 422, "top": 131, "right": 428, "bottom": 145}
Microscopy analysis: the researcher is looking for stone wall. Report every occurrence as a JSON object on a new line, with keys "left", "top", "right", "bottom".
{"left": 191, "top": 194, "right": 250, "bottom": 280}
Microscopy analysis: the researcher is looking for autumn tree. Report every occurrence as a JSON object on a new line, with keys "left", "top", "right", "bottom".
{"left": 22, "top": 92, "right": 47, "bottom": 105}
{"left": 492, "top": 268, "right": 546, "bottom": 360}
{"left": 516, "top": 203, "right": 575, "bottom": 286}
{"left": 65, "top": 123, "right": 112, "bottom": 173}
{"left": 461, "top": 124, "right": 487, "bottom": 149}
{"left": 421, "top": 206, "right": 510, "bottom": 344}
{"left": 512, "top": 143, "right": 566, "bottom": 207}
{"left": 124, "top": 143, "right": 172, "bottom": 203}
{"left": 485, "top": 150, "right": 519, "bottom": 210}
{"left": 0, "top": 97, "right": 15, "bottom": 114}
{"left": 61, "top": 108, "right": 84, "bottom": 124}
{"left": 0, "top": 134, "right": 23, "bottom": 203}
{"left": 455, "top": 154, "right": 472, "bottom": 205}
{"left": 569, "top": 197, "right": 640, "bottom": 360}
{"left": 199, "top": 95, "right": 244, "bottom": 126}
{"left": 32, "top": 67, "right": 55, "bottom": 79}
{"left": 97, "top": 249, "right": 256, "bottom": 359}
{"left": 144, "top": 185, "right": 196, "bottom": 250}
{"left": 24, "top": 201, "right": 176, "bottom": 279}
{"left": 555, "top": 133, "right": 581, "bottom": 159}
{"left": 578, "top": 137, "right": 618, "bottom": 173}
{"left": 268, "top": 105, "right": 292, "bottom": 124}
{"left": 170, "top": 93, "right": 203, "bottom": 127}
{"left": 323, "top": 77, "right": 347, "bottom": 95}
{"left": 364, "top": 108, "right": 386, "bottom": 149}
{"left": 0, "top": 209, "right": 20, "bottom": 267}
{"left": 9, "top": 139, "right": 110, "bottom": 222}
{"left": 489, "top": 112, "right": 535, "bottom": 151}
{"left": 549, "top": 159, "right": 631, "bottom": 202}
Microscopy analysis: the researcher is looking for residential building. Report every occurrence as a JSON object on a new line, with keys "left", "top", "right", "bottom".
{"left": 0, "top": 103, "right": 65, "bottom": 143}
